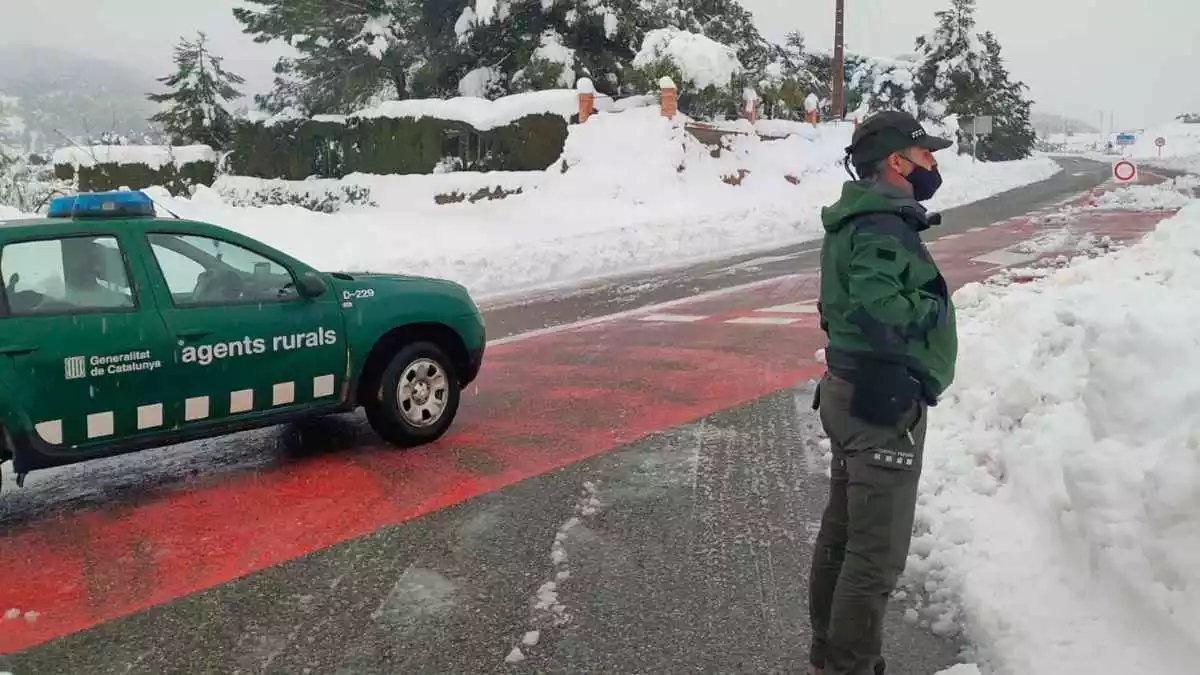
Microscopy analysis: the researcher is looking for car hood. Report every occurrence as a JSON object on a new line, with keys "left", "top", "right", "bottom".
{"left": 328, "top": 271, "right": 473, "bottom": 299}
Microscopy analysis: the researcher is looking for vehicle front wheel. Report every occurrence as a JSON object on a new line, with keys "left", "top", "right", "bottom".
{"left": 364, "top": 342, "right": 461, "bottom": 448}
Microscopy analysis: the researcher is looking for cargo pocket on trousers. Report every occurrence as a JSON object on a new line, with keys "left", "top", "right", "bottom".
{"left": 861, "top": 404, "right": 924, "bottom": 471}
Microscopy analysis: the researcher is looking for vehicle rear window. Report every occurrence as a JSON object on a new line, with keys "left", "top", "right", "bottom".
{"left": 1, "top": 236, "right": 135, "bottom": 316}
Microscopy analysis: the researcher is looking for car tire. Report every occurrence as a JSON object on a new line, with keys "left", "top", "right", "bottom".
{"left": 364, "top": 341, "right": 461, "bottom": 448}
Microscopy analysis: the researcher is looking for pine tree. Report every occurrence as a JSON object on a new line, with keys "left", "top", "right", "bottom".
{"left": 974, "top": 31, "right": 1036, "bottom": 160}
{"left": 453, "top": 0, "right": 650, "bottom": 99}
{"left": 233, "top": 0, "right": 451, "bottom": 113}
{"left": 804, "top": 50, "right": 866, "bottom": 119}
{"left": 913, "top": 0, "right": 990, "bottom": 119}
{"left": 757, "top": 32, "right": 821, "bottom": 118}
{"left": 146, "top": 32, "right": 245, "bottom": 149}
{"left": 849, "top": 56, "right": 919, "bottom": 117}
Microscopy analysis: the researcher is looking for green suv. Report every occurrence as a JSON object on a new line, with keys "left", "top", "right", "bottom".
{"left": 0, "top": 190, "right": 486, "bottom": 488}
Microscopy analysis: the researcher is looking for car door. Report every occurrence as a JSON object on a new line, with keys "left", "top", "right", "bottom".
{"left": 141, "top": 230, "right": 347, "bottom": 428}
{"left": 0, "top": 232, "right": 177, "bottom": 452}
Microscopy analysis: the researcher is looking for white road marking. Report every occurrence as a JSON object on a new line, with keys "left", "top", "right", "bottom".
{"left": 486, "top": 275, "right": 802, "bottom": 347}
{"left": 639, "top": 313, "right": 708, "bottom": 323}
{"left": 755, "top": 301, "right": 818, "bottom": 313}
{"left": 971, "top": 249, "right": 1040, "bottom": 266}
{"left": 725, "top": 316, "right": 801, "bottom": 325}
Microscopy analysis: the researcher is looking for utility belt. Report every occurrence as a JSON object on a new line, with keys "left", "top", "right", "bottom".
{"left": 815, "top": 349, "right": 937, "bottom": 425}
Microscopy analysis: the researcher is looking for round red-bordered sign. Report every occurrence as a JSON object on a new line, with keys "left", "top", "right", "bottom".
{"left": 1156, "top": 137, "right": 1166, "bottom": 147}
{"left": 1113, "top": 159, "right": 1137, "bottom": 183}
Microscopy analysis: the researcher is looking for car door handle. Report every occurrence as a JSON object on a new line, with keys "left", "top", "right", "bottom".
{"left": 176, "top": 329, "right": 212, "bottom": 340}
{"left": 0, "top": 344, "right": 38, "bottom": 355}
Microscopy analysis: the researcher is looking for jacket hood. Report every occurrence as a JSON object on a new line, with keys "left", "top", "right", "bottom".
{"left": 820, "top": 179, "right": 927, "bottom": 234}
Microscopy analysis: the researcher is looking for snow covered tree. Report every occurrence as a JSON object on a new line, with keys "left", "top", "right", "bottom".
{"left": 912, "top": 0, "right": 990, "bottom": 119}
{"left": 452, "top": 0, "right": 650, "bottom": 99}
{"left": 972, "top": 31, "right": 1036, "bottom": 160}
{"left": 849, "top": 56, "right": 919, "bottom": 117}
{"left": 146, "top": 32, "right": 245, "bottom": 149}
{"left": 233, "top": 0, "right": 457, "bottom": 113}
{"left": 649, "top": 0, "right": 771, "bottom": 75}
{"left": 804, "top": 50, "right": 867, "bottom": 119}
{"left": 757, "top": 32, "right": 821, "bottom": 119}
{"left": 629, "top": 27, "right": 744, "bottom": 119}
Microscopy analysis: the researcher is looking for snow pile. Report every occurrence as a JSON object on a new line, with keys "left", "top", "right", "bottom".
{"left": 1085, "top": 179, "right": 1194, "bottom": 211}
{"left": 144, "top": 108, "right": 1060, "bottom": 298}
{"left": 902, "top": 188, "right": 1200, "bottom": 674}
{"left": 0, "top": 204, "right": 28, "bottom": 220}
{"left": 1124, "top": 120, "right": 1200, "bottom": 173}
{"left": 633, "top": 28, "right": 744, "bottom": 90}
{"left": 51, "top": 145, "right": 216, "bottom": 169}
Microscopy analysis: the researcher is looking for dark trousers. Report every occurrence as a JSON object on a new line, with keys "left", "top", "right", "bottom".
{"left": 807, "top": 372, "right": 928, "bottom": 675}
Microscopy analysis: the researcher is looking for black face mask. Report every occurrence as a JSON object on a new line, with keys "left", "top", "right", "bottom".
{"left": 900, "top": 154, "right": 943, "bottom": 201}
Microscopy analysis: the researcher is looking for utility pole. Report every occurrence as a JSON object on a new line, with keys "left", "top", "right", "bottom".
{"left": 831, "top": 0, "right": 845, "bottom": 120}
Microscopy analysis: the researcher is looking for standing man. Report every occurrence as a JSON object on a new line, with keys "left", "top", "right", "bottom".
{"left": 806, "top": 110, "right": 959, "bottom": 675}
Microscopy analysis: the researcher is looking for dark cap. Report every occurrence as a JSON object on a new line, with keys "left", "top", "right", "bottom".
{"left": 846, "top": 110, "right": 953, "bottom": 167}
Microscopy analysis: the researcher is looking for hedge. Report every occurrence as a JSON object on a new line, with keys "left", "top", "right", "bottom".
{"left": 227, "top": 113, "right": 569, "bottom": 179}
{"left": 54, "top": 160, "right": 217, "bottom": 197}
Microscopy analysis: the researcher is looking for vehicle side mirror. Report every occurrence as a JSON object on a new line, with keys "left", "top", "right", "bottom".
{"left": 296, "top": 272, "right": 328, "bottom": 298}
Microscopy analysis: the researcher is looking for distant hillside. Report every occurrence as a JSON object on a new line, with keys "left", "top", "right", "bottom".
{"left": 1032, "top": 111, "right": 1099, "bottom": 137}
{"left": 0, "top": 45, "right": 158, "bottom": 152}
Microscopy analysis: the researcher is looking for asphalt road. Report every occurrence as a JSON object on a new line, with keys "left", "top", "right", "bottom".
{"left": 1, "top": 389, "right": 959, "bottom": 675}
{"left": 0, "top": 155, "right": 1142, "bottom": 675}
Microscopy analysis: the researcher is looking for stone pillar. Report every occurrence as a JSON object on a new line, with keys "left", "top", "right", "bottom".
{"left": 742, "top": 87, "right": 758, "bottom": 123}
{"left": 577, "top": 77, "right": 595, "bottom": 123}
{"left": 659, "top": 76, "right": 678, "bottom": 119}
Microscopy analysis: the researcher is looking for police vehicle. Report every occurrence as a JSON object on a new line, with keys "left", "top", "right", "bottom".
{"left": 0, "top": 190, "right": 486, "bottom": 489}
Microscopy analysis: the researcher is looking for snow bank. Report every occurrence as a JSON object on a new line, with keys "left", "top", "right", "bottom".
{"left": 51, "top": 145, "right": 216, "bottom": 169}
{"left": 145, "top": 109, "right": 1060, "bottom": 299}
{"left": 903, "top": 182, "right": 1200, "bottom": 674}
{"left": 1123, "top": 120, "right": 1200, "bottom": 174}
{"left": 633, "top": 28, "right": 744, "bottom": 90}
{"left": 0, "top": 204, "right": 29, "bottom": 220}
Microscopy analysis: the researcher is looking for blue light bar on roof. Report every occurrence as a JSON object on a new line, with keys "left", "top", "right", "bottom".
{"left": 47, "top": 190, "right": 156, "bottom": 219}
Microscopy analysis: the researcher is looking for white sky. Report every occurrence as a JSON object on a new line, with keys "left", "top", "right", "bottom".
{"left": 0, "top": 0, "right": 1195, "bottom": 130}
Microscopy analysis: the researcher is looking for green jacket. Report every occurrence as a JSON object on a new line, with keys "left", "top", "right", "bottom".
{"left": 817, "top": 179, "right": 958, "bottom": 397}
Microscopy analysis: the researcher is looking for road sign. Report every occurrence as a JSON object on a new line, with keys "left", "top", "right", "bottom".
{"left": 1113, "top": 159, "right": 1138, "bottom": 184}
{"left": 1116, "top": 133, "right": 1137, "bottom": 146}
{"left": 959, "top": 115, "right": 993, "bottom": 136}
{"left": 1155, "top": 137, "right": 1166, "bottom": 147}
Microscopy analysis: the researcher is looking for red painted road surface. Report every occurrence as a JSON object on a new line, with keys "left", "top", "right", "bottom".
{"left": 0, "top": 192, "right": 1179, "bottom": 653}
